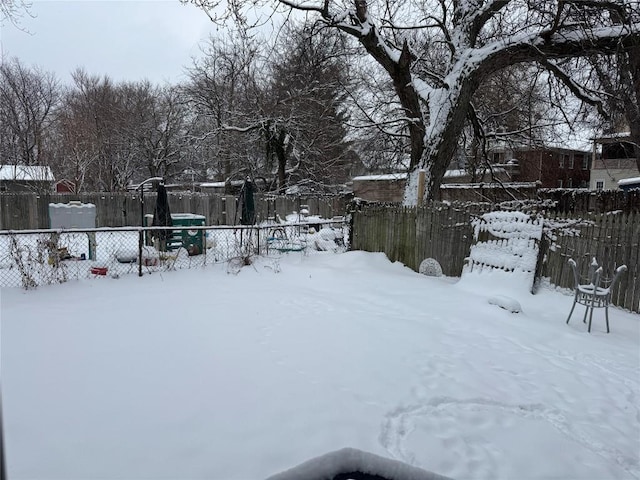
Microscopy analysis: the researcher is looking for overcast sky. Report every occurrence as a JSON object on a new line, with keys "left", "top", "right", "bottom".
{"left": 1, "top": 0, "right": 222, "bottom": 85}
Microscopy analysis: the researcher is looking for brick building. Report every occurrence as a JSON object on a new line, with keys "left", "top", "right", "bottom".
{"left": 489, "top": 147, "right": 591, "bottom": 188}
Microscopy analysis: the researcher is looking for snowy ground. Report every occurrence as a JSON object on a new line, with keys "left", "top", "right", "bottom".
{"left": 2, "top": 250, "right": 639, "bottom": 480}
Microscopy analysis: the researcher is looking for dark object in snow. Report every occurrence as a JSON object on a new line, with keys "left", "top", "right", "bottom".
{"left": 152, "top": 183, "right": 172, "bottom": 249}
{"left": 265, "top": 447, "right": 452, "bottom": 480}
{"left": 238, "top": 178, "right": 256, "bottom": 225}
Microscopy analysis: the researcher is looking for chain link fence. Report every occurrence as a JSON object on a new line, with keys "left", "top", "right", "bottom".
{"left": 0, "top": 219, "right": 349, "bottom": 289}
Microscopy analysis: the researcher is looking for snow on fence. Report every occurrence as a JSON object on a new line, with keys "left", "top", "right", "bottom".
{"left": 0, "top": 192, "right": 349, "bottom": 230}
{"left": 0, "top": 220, "right": 349, "bottom": 289}
{"left": 351, "top": 203, "right": 640, "bottom": 312}
{"left": 537, "top": 188, "right": 640, "bottom": 214}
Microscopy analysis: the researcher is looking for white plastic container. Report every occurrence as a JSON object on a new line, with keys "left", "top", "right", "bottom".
{"left": 48, "top": 201, "right": 96, "bottom": 229}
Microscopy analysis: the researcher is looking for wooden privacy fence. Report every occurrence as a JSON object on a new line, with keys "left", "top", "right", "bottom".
{"left": 537, "top": 189, "right": 640, "bottom": 214}
{"left": 0, "top": 192, "right": 349, "bottom": 230}
{"left": 542, "top": 212, "right": 640, "bottom": 312}
{"left": 350, "top": 203, "right": 479, "bottom": 275}
{"left": 351, "top": 203, "right": 640, "bottom": 312}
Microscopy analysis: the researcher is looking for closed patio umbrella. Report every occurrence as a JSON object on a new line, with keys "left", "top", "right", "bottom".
{"left": 152, "top": 182, "right": 172, "bottom": 250}
{"left": 239, "top": 178, "right": 256, "bottom": 225}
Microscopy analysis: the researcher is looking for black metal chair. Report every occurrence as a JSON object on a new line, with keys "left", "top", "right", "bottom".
{"left": 566, "top": 258, "right": 627, "bottom": 333}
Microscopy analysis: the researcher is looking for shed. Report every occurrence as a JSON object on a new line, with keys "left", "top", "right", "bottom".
{"left": 0, "top": 165, "right": 55, "bottom": 192}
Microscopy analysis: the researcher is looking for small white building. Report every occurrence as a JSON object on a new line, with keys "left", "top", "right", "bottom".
{"left": 0, "top": 165, "right": 55, "bottom": 192}
{"left": 590, "top": 133, "right": 638, "bottom": 191}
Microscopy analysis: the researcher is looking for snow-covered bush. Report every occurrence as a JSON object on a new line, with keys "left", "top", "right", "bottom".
{"left": 419, "top": 258, "right": 443, "bottom": 277}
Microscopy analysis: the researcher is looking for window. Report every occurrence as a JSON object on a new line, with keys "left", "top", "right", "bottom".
{"left": 595, "top": 180, "right": 604, "bottom": 191}
{"left": 577, "top": 154, "right": 588, "bottom": 170}
{"left": 567, "top": 178, "right": 573, "bottom": 188}
{"left": 558, "top": 179, "right": 563, "bottom": 188}
{"left": 492, "top": 152, "right": 501, "bottom": 163}
{"left": 568, "top": 154, "right": 574, "bottom": 169}
{"left": 559, "top": 155, "right": 565, "bottom": 168}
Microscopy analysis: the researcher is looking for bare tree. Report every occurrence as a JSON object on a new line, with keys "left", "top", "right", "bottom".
{"left": 0, "top": 0, "right": 31, "bottom": 27}
{"left": 184, "top": 26, "right": 355, "bottom": 193}
{"left": 124, "top": 83, "right": 190, "bottom": 181}
{"left": 183, "top": 34, "right": 262, "bottom": 187}
{"left": 55, "top": 93, "right": 99, "bottom": 192}
{"left": 0, "top": 58, "right": 60, "bottom": 169}
{"left": 263, "top": 23, "right": 356, "bottom": 192}
{"left": 59, "top": 70, "right": 127, "bottom": 191}
{"left": 58, "top": 70, "right": 188, "bottom": 192}
{"left": 191, "top": 0, "right": 640, "bottom": 203}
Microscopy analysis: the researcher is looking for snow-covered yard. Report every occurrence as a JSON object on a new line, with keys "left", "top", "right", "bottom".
{"left": 2, "top": 250, "right": 639, "bottom": 479}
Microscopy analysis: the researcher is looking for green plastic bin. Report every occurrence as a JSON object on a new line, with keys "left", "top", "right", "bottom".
{"left": 169, "top": 213, "right": 206, "bottom": 255}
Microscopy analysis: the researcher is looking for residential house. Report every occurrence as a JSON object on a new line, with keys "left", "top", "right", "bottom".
{"left": 488, "top": 146, "right": 591, "bottom": 188}
{"left": 590, "top": 133, "right": 639, "bottom": 191}
{"left": 351, "top": 168, "right": 529, "bottom": 203}
{"left": 350, "top": 143, "right": 595, "bottom": 202}
{"left": 0, "top": 165, "right": 55, "bottom": 192}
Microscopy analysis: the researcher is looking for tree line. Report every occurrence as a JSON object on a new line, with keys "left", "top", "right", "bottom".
{"left": 1, "top": 25, "right": 358, "bottom": 193}
{"left": 2, "top": 0, "right": 639, "bottom": 200}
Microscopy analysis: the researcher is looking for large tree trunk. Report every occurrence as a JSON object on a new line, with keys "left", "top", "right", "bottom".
{"left": 404, "top": 79, "right": 477, "bottom": 204}
{"left": 392, "top": 42, "right": 426, "bottom": 170}
{"left": 275, "top": 129, "right": 288, "bottom": 193}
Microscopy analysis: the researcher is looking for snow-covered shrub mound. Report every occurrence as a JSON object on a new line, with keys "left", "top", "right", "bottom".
{"left": 419, "top": 258, "right": 443, "bottom": 277}
{"left": 114, "top": 247, "right": 137, "bottom": 263}
{"left": 319, "top": 227, "right": 337, "bottom": 241}
{"left": 115, "top": 245, "right": 160, "bottom": 265}
{"left": 305, "top": 227, "right": 347, "bottom": 253}
{"left": 313, "top": 236, "right": 339, "bottom": 252}
{"left": 488, "top": 295, "right": 522, "bottom": 313}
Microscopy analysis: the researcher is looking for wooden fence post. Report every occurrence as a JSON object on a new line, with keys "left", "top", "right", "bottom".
{"left": 417, "top": 170, "right": 426, "bottom": 204}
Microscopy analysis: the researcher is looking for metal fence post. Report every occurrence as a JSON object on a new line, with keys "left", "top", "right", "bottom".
{"left": 222, "top": 197, "right": 226, "bottom": 225}
{"left": 138, "top": 230, "right": 143, "bottom": 277}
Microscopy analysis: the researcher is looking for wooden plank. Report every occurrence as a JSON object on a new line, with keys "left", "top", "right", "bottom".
{"left": 612, "top": 213, "right": 628, "bottom": 307}
{"left": 625, "top": 212, "right": 640, "bottom": 312}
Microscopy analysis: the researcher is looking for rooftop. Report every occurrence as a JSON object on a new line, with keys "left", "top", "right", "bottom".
{"left": 0, "top": 165, "right": 55, "bottom": 182}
